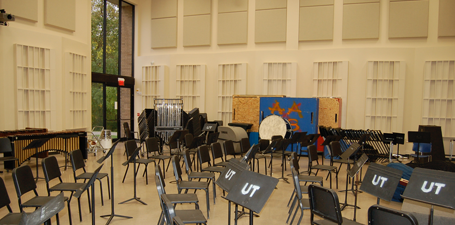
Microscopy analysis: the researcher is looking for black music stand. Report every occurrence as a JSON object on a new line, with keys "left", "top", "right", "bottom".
{"left": 339, "top": 143, "right": 362, "bottom": 210}
{"left": 119, "top": 146, "right": 146, "bottom": 205}
{"left": 19, "top": 192, "right": 65, "bottom": 225}
{"left": 347, "top": 153, "right": 368, "bottom": 221}
{"left": 393, "top": 132, "right": 405, "bottom": 160}
{"left": 279, "top": 139, "right": 291, "bottom": 183}
{"left": 402, "top": 167, "right": 455, "bottom": 225}
{"left": 261, "top": 140, "right": 279, "bottom": 177}
{"left": 408, "top": 131, "right": 431, "bottom": 164}
{"left": 97, "top": 140, "right": 132, "bottom": 224}
{"left": 298, "top": 134, "right": 318, "bottom": 156}
{"left": 289, "top": 132, "right": 306, "bottom": 154}
{"left": 216, "top": 159, "right": 249, "bottom": 225}
{"left": 74, "top": 164, "right": 104, "bottom": 225}
{"left": 23, "top": 138, "right": 51, "bottom": 182}
{"left": 360, "top": 163, "right": 403, "bottom": 205}
{"left": 225, "top": 170, "right": 279, "bottom": 225}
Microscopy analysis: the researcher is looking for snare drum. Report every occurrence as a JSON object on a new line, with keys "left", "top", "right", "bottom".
{"left": 259, "top": 115, "right": 292, "bottom": 140}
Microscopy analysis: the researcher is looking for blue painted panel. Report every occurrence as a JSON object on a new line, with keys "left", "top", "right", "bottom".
{"left": 249, "top": 132, "right": 259, "bottom": 146}
{"left": 259, "top": 97, "right": 319, "bottom": 151}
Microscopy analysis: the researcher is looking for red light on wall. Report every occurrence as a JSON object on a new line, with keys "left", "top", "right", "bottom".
{"left": 118, "top": 78, "right": 125, "bottom": 86}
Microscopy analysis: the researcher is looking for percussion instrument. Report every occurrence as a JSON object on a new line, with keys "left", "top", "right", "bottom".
{"left": 259, "top": 115, "right": 292, "bottom": 140}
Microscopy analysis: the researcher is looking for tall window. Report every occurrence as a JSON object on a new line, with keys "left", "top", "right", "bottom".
{"left": 91, "top": 0, "right": 134, "bottom": 138}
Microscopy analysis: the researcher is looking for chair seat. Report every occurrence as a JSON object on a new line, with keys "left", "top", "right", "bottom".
{"left": 312, "top": 165, "right": 337, "bottom": 171}
{"left": 165, "top": 194, "right": 199, "bottom": 204}
{"left": 300, "top": 185, "right": 309, "bottom": 194}
{"left": 201, "top": 166, "right": 224, "bottom": 173}
{"left": 313, "top": 217, "right": 362, "bottom": 225}
{"left": 49, "top": 182, "right": 86, "bottom": 192}
{"left": 175, "top": 209, "right": 207, "bottom": 224}
{"left": 179, "top": 181, "right": 209, "bottom": 190}
{"left": 298, "top": 175, "right": 323, "bottom": 183}
{"left": 214, "top": 161, "right": 229, "bottom": 167}
{"left": 333, "top": 158, "right": 350, "bottom": 164}
{"left": 136, "top": 158, "right": 155, "bottom": 164}
{"left": 0, "top": 156, "right": 18, "bottom": 162}
{"left": 22, "top": 196, "right": 68, "bottom": 208}
{"left": 189, "top": 172, "right": 215, "bottom": 180}
{"left": 0, "top": 213, "right": 25, "bottom": 224}
{"left": 255, "top": 154, "right": 269, "bottom": 159}
{"left": 300, "top": 198, "right": 311, "bottom": 209}
{"left": 149, "top": 155, "right": 171, "bottom": 160}
{"left": 76, "top": 172, "right": 108, "bottom": 180}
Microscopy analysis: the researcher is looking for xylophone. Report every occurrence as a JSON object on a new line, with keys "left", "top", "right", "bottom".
{"left": 2, "top": 129, "right": 87, "bottom": 170}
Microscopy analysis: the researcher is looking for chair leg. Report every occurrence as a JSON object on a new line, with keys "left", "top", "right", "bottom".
{"left": 206, "top": 189, "right": 210, "bottom": 219}
{"left": 78, "top": 197, "right": 82, "bottom": 222}
{"left": 212, "top": 178, "right": 216, "bottom": 204}
{"left": 107, "top": 176, "right": 111, "bottom": 199}
{"left": 287, "top": 189, "right": 295, "bottom": 207}
{"left": 98, "top": 179, "right": 104, "bottom": 206}
{"left": 87, "top": 190, "right": 91, "bottom": 213}
{"left": 67, "top": 200, "right": 73, "bottom": 225}
{"left": 122, "top": 164, "right": 129, "bottom": 183}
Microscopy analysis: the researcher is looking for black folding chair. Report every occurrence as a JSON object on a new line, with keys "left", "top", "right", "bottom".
{"left": 146, "top": 137, "right": 171, "bottom": 178}
{"left": 171, "top": 156, "right": 211, "bottom": 218}
{"left": 0, "top": 176, "right": 33, "bottom": 225}
{"left": 211, "top": 142, "right": 229, "bottom": 167}
{"left": 12, "top": 165, "right": 66, "bottom": 223}
{"left": 308, "top": 184, "right": 362, "bottom": 225}
{"left": 160, "top": 195, "right": 207, "bottom": 225}
{"left": 123, "top": 140, "right": 156, "bottom": 184}
{"left": 70, "top": 149, "right": 110, "bottom": 205}
{"left": 308, "top": 145, "right": 337, "bottom": 189}
{"left": 368, "top": 205, "right": 418, "bottom": 225}
{"left": 287, "top": 168, "right": 310, "bottom": 225}
{"left": 198, "top": 145, "right": 224, "bottom": 174}
{"left": 182, "top": 150, "right": 216, "bottom": 201}
{"left": 42, "top": 156, "right": 89, "bottom": 225}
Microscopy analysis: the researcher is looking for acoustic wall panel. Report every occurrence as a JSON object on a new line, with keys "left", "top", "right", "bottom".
{"left": 151, "top": 0, "right": 177, "bottom": 19}
{"left": 218, "top": 12, "right": 248, "bottom": 45}
{"left": 218, "top": 0, "right": 248, "bottom": 13}
{"left": 343, "top": 2, "right": 379, "bottom": 40}
{"left": 183, "top": 15, "right": 211, "bottom": 47}
{"left": 299, "top": 5, "right": 334, "bottom": 41}
{"left": 142, "top": 65, "right": 167, "bottom": 108}
{"left": 44, "top": 0, "right": 75, "bottom": 31}
{"left": 389, "top": 0, "right": 429, "bottom": 38}
{"left": 255, "top": 9, "right": 287, "bottom": 43}
{"left": 218, "top": 63, "right": 247, "bottom": 123}
{"left": 300, "top": 0, "right": 333, "bottom": 6}
{"left": 151, "top": 18, "right": 177, "bottom": 48}
{"left": 256, "top": 0, "right": 286, "bottom": 10}
{"left": 0, "top": 0, "right": 38, "bottom": 22}
{"left": 438, "top": 0, "right": 455, "bottom": 37}
{"left": 184, "top": 0, "right": 211, "bottom": 16}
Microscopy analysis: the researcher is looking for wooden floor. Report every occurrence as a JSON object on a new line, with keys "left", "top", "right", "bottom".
{"left": 0, "top": 143, "right": 405, "bottom": 225}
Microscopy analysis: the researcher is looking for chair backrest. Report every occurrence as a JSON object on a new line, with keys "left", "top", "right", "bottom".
{"left": 198, "top": 145, "right": 212, "bottom": 166}
{"left": 330, "top": 141, "right": 343, "bottom": 157}
{"left": 290, "top": 152, "right": 300, "bottom": 173}
{"left": 171, "top": 156, "right": 183, "bottom": 182}
{"left": 0, "top": 177, "right": 12, "bottom": 212}
{"left": 368, "top": 205, "right": 418, "bottom": 225}
{"left": 271, "top": 135, "right": 283, "bottom": 141}
{"left": 258, "top": 139, "right": 270, "bottom": 152}
{"left": 161, "top": 194, "right": 177, "bottom": 225}
{"left": 412, "top": 143, "right": 432, "bottom": 153}
{"left": 12, "top": 165, "right": 38, "bottom": 201}
{"left": 70, "top": 149, "right": 86, "bottom": 173}
{"left": 0, "top": 137, "right": 13, "bottom": 154}
{"left": 291, "top": 168, "right": 303, "bottom": 201}
{"left": 173, "top": 216, "right": 185, "bottom": 225}
{"left": 182, "top": 150, "right": 193, "bottom": 173}
{"left": 124, "top": 140, "right": 138, "bottom": 158}
{"left": 211, "top": 142, "right": 224, "bottom": 162}
{"left": 184, "top": 133, "right": 195, "bottom": 149}
{"left": 308, "top": 184, "right": 343, "bottom": 224}
{"left": 155, "top": 165, "right": 167, "bottom": 191}
{"left": 239, "top": 138, "right": 250, "bottom": 153}
{"left": 146, "top": 137, "right": 161, "bottom": 154}
{"left": 42, "top": 156, "right": 62, "bottom": 183}
{"left": 123, "top": 122, "right": 134, "bottom": 140}
{"left": 308, "top": 145, "right": 319, "bottom": 164}
{"left": 207, "top": 132, "right": 219, "bottom": 145}
{"left": 223, "top": 140, "right": 236, "bottom": 157}
{"left": 154, "top": 175, "right": 166, "bottom": 198}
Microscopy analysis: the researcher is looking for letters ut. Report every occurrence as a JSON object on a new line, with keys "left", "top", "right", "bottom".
{"left": 225, "top": 169, "right": 236, "bottom": 180}
{"left": 421, "top": 181, "right": 445, "bottom": 195}
{"left": 241, "top": 183, "right": 260, "bottom": 197}
{"left": 372, "top": 175, "right": 388, "bottom": 188}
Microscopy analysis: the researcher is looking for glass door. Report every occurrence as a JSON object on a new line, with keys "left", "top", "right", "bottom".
{"left": 91, "top": 83, "right": 119, "bottom": 140}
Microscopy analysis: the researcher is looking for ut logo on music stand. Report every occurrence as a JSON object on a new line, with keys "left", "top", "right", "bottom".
{"left": 360, "top": 163, "right": 403, "bottom": 202}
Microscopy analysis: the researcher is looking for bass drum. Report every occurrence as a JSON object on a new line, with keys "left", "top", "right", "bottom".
{"left": 259, "top": 115, "right": 292, "bottom": 140}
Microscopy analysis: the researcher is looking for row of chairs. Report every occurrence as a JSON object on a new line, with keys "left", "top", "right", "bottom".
{"left": 0, "top": 149, "right": 108, "bottom": 225}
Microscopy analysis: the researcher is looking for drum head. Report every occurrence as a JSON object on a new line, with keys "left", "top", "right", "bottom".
{"left": 259, "top": 115, "right": 289, "bottom": 140}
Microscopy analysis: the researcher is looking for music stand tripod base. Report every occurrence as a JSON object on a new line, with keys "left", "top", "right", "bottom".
{"left": 119, "top": 146, "right": 147, "bottom": 205}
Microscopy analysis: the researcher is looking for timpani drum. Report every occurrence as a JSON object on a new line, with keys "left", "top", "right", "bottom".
{"left": 259, "top": 115, "right": 292, "bottom": 140}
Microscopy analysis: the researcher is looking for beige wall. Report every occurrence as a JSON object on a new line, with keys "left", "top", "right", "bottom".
{"left": 0, "top": 0, "right": 91, "bottom": 131}
{"left": 136, "top": 0, "right": 455, "bottom": 154}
